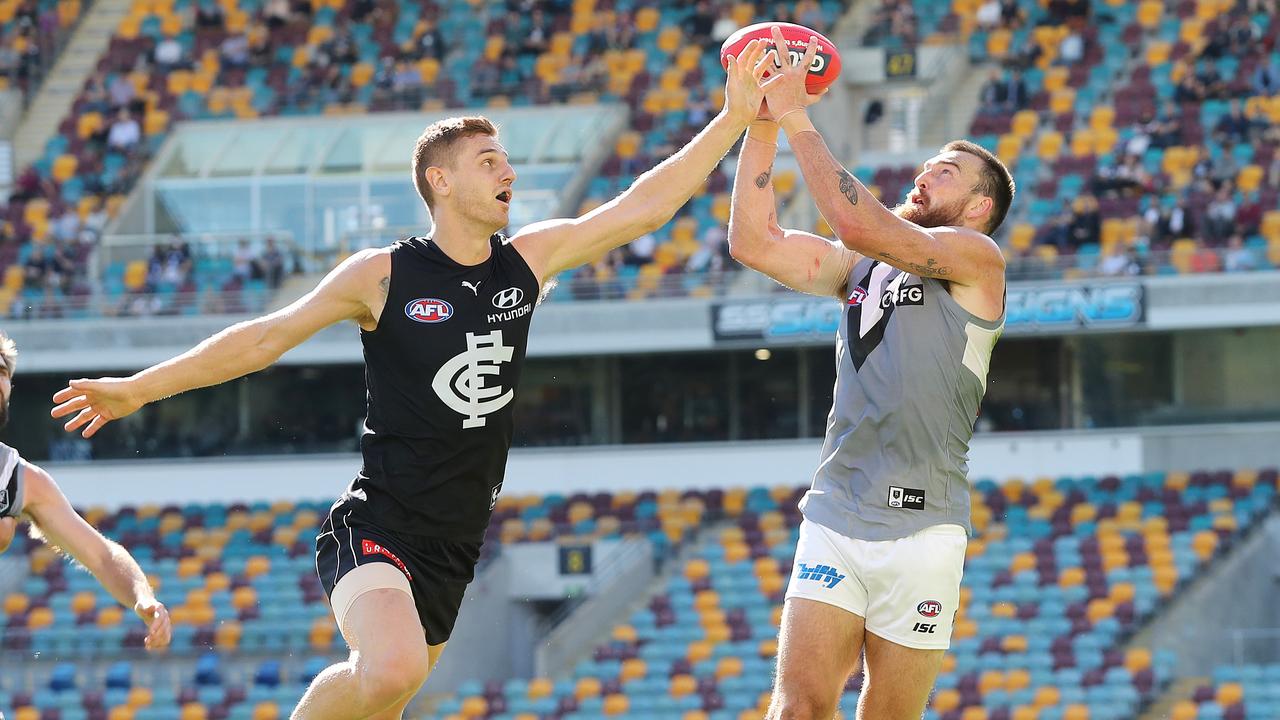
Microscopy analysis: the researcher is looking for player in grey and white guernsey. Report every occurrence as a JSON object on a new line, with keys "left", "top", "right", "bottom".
{"left": 728, "top": 29, "right": 1016, "bottom": 720}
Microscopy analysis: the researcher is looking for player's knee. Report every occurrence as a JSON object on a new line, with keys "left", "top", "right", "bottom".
{"left": 768, "top": 693, "right": 835, "bottom": 720}
{"left": 358, "top": 641, "right": 431, "bottom": 705}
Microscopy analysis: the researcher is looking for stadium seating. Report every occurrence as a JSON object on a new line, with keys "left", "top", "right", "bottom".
{"left": 0, "top": 0, "right": 85, "bottom": 96}
{"left": 434, "top": 467, "right": 1276, "bottom": 720}
{"left": 0, "top": 467, "right": 1276, "bottom": 716}
{"left": 1180, "top": 664, "right": 1280, "bottom": 720}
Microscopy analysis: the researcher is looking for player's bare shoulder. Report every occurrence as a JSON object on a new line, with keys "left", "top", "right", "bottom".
{"left": 328, "top": 246, "right": 393, "bottom": 330}
{"left": 930, "top": 226, "right": 1005, "bottom": 322}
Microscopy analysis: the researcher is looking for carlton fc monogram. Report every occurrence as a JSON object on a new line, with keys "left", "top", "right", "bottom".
{"left": 432, "top": 331, "right": 515, "bottom": 428}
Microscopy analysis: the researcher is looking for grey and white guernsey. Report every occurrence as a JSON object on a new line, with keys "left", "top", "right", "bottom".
{"left": 0, "top": 442, "right": 25, "bottom": 519}
{"left": 799, "top": 257, "right": 1003, "bottom": 541}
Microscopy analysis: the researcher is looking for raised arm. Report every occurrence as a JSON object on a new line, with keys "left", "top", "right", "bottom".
{"left": 511, "top": 40, "right": 771, "bottom": 282}
{"left": 761, "top": 28, "right": 1004, "bottom": 287}
{"left": 21, "top": 462, "right": 172, "bottom": 649}
{"left": 52, "top": 247, "right": 390, "bottom": 437}
{"left": 728, "top": 119, "right": 857, "bottom": 299}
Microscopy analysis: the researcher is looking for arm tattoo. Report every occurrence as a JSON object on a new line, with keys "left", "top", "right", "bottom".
{"left": 837, "top": 169, "right": 859, "bottom": 206}
{"left": 878, "top": 251, "right": 952, "bottom": 278}
{"left": 755, "top": 167, "right": 772, "bottom": 189}
{"left": 378, "top": 276, "right": 390, "bottom": 296}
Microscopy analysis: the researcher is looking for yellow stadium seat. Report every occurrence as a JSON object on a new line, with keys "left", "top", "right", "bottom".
{"left": 1013, "top": 707, "right": 1039, "bottom": 720}
{"left": 934, "top": 689, "right": 961, "bottom": 713}
{"left": 1049, "top": 89, "right": 1075, "bottom": 115}
{"left": 987, "top": 29, "right": 1011, "bottom": 57}
{"left": 52, "top": 154, "right": 78, "bottom": 182}
{"left": 1170, "top": 701, "right": 1197, "bottom": 720}
{"left": 251, "top": 703, "right": 279, "bottom": 720}
{"left": 758, "top": 638, "right": 778, "bottom": 658}
{"left": 460, "top": 696, "right": 486, "bottom": 718}
{"left": 1062, "top": 705, "right": 1089, "bottom": 720}
{"left": 1034, "top": 686, "right": 1061, "bottom": 707}
{"left": 962, "top": 707, "right": 988, "bottom": 720}
{"left": 620, "top": 658, "right": 646, "bottom": 682}
{"left": 1007, "top": 668, "right": 1031, "bottom": 691}
{"left": 715, "top": 656, "right": 743, "bottom": 680}
{"left": 4, "top": 593, "right": 29, "bottom": 614}
{"left": 574, "top": 677, "right": 602, "bottom": 700}
{"left": 109, "top": 706, "right": 137, "bottom": 720}
{"left": 527, "top": 678, "right": 553, "bottom": 699}
{"left": 635, "top": 6, "right": 659, "bottom": 32}
{"left": 28, "top": 606, "right": 55, "bottom": 629}
{"left": 979, "top": 671, "right": 1004, "bottom": 694}
{"left": 1058, "top": 566, "right": 1084, "bottom": 587}
{"left": 1179, "top": 18, "right": 1203, "bottom": 45}
{"left": 1003, "top": 635, "right": 1029, "bottom": 653}
{"left": 1011, "top": 109, "right": 1039, "bottom": 138}
{"left": 1192, "top": 530, "right": 1218, "bottom": 560}
{"left": 1136, "top": 0, "right": 1161, "bottom": 28}
{"left": 71, "top": 591, "right": 96, "bottom": 615}
{"left": 602, "top": 694, "right": 629, "bottom": 716}
{"left": 670, "top": 674, "right": 697, "bottom": 697}
{"left": 1237, "top": 164, "right": 1263, "bottom": 192}
{"left": 1146, "top": 41, "right": 1171, "bottom": 67}
{"left": 245, "top": 556, "right": 271, "bottom": 578}
{"left": 656, "top": 25, "right": 683, "bottom": 54}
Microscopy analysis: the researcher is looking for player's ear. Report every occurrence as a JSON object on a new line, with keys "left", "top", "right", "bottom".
{"left": 425, "top": 166, "right": 451, "bottom": 201}
{"left": 966, "top": 195, "right": 993, "bottom": 223}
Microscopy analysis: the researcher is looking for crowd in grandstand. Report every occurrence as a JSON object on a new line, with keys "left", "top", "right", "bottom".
{"left": 2, "top": 0, "right": 1278, "bottom": 319}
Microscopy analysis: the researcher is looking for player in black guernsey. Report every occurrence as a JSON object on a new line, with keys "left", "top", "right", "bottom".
{"left": 52, "top": 39, "right": 775, "bottom": 720}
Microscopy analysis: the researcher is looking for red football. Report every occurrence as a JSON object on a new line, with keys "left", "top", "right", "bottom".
{"left": 719, "top": 21, "right": 843, "bottom": 94}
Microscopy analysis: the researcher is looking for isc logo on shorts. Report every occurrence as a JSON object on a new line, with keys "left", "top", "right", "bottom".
{"left": 887, "top": 485, "right": 926, "bottom": 510}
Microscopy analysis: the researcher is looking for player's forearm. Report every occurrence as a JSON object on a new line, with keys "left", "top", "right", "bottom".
{"left": 130, "top": 317, "right": 281, "bottom": 404}
{"left": 89, "top": 540, "right": 156, "bottom": 610}
{"left": 623, "top": 110, "right": 748, "bottom": 230}
{"left": 728, "top": 122, "right": 782, "bottom": 261}
{"left": 778, "top": 115, "right": 877, "bottom": 252}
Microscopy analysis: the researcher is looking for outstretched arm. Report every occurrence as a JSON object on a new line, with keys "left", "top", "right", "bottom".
{"left": 727, "top": 120, "right": 857, "bottom": 298}
{"left": 761, "top": 28, "right": 1004, "bottom": 287}
{"left": 22, "top": 462, "right": 172, "bottom": 649}
{"left": 512, "top": 40, "right": 772, "bottom": 282}
{"left": 52, "top": 248, "right": 388, "bottom": 437}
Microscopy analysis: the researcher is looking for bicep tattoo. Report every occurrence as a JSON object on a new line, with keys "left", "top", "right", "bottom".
{"left": 378, "top": 276, "right": 390, "bottom": 296}
{"left": 877, "top": 251, "right": 952, "bottom": 278}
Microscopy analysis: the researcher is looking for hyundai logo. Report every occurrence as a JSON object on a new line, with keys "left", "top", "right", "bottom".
{"left": 492, "top": 287, "right": 524, "bottom": 309}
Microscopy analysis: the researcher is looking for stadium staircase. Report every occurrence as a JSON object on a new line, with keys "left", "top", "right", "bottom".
{"left": 1139, "top": 677, "right": 1209, "bottom": 720}
{"left": 12, "top": 0, "right": 134, "bottom": 171}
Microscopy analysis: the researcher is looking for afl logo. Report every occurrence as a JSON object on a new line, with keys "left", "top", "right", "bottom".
{"left": 847, "top": 286, "right": 868, "bottom": 306}
{"left": 492, "top": 287, "right": 524, "bottom": 309}
{"left": 405, "top": 298, "right": 453, "bottom": 323}
{"left": 917, "top": 600, "right": 942, "bottom": 618}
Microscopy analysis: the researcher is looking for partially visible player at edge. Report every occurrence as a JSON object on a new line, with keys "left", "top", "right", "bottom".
{"left": 728, "top": 28, "right": 1014, "bottom": 720}
{"left": 0, "top": 332, "right": 171, "bottom": 650}
{"left": 52, "top": 39, "right": 777, "bottom": 720}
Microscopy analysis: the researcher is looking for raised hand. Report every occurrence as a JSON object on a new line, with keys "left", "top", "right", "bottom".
{"left": 722, "top": 38, "right": 776, "bottom": 126}
{"left": 759, "top": 25, "right": 827, "bottom": 123}
{"left": 51, "top": 377, "right": 146, "bottom": 438}
{"left": 135, "top": 599, "right": 172, "bottom": 650}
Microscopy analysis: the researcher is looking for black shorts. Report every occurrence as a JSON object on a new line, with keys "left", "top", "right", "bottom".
{"left": 315, "top": 500, "right": 481, "bottom": 646}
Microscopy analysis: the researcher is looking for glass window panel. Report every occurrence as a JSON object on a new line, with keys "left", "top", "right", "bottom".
{"left": 158, "top": 128, "right": 238, "bottom": 177}
{"left": 156, "top": 183, "right": 253, "bottom": 233}
{"left": 263, "top": 126, "right": 342, "bottom": 175}
{"left": 208, "top": 127, "right": 289, "bottom": 177}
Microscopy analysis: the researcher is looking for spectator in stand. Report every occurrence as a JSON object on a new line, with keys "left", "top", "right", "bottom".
{"left": 416, "top": 17, "right": 446, "bottom": 62}
{"left": 1223, "top": 233, "right": 1260, "bottom": 272}
{"left": 1068, "top": 194, "right": 1101, "bottom": 250}
{"left": 107, "top": 73, "right": 135, "bottom": 113}
{"left": 263, "top": 0, "right": 290, "bottom": 29}
{"left": 682, "top": 0, "right": 716, "bottom": 48}
{"left": 1213, "top": 100, "right": 1257, "bottom": 144}
{"left": 1149, "top": 100, "right": 1184, "bottom": 148}
{"left": 1210, "top": 142, "right": 1241, "bottom": 189}
{"left": 711, "top": 6, "right": 737, "bottom": 44}
{"left": 976, "top": 0, "right": 1001, "bottom": 29}
{"left": 232, "top": 239, "right": 257, "bottom": 282}
{"left": 106, "top": 109, "right": 141, "bottom": 151}
{"left": 1197, "top": 59, "right": 1229, "bottom": 100}
{"left": 261, "top": 237, "right": 285, "bottom": 289}
{"left": 392, "top": 61, "right": 423, "bottom": 107}
{"left": 999, "top": 0, "right": 1026, "bottom": 28}
{"left": 979, "top": 70, "right": 1005, "bottom": 114}
{"left": 1174, "top": 64, "right": 1205, "bottom": 104}
{"left": 622, "top": 231, "right": 656, "bottom": 268}
{"left": 1204, "top": 185, "right": 1238, "bottom": 242}
{"left": 794, "top": 0, "right": 826, "bottom": 32}
{"left": 1058, "top": 27, "right": 1084, "bottom": 65}
{"left": 520, "top": 8, "right": 551, "bottom": 57}
{"left": 1098, "top": 244, "right": 1141, "bottom": 276}
{"left": 82, "top": 73, "right": 110, "bottom": 114}
{"left": 1189, "top": 244, "right": 1221, "bottom": 273}
{"left": 220, "top": 32, "right": 250, "bottom": 70}
{"left": 194, "top": 0, "right": 224, "bottom": 30}
{"left": 1145, "top": 198, "right": 1192, "bottom": 246}
{"left": 1253, "top": 53, "right": 1280, "bottom": 97}
{"left": 153, "top": 35, "right": 186, "bottom": 72}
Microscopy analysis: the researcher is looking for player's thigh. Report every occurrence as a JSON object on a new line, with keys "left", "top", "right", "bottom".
{"left": 342, "top": 588, "right": 432, "bottom": 688}
{"left": 858, "top": 630, "right": 945, "bottom": 720}
{"left": 772, "top": 598, "right": 866, "bottom": 709}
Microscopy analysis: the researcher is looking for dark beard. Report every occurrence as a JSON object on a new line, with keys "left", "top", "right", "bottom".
{"left": 892, "top": 198, "right": 966, "bottom": 229}
{"left": 0, "top": 400, "right": 7, "bottom": 431}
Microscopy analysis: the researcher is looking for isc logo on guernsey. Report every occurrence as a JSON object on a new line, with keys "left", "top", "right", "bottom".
{"left": 405, "top": 298, "right": 453, "bottom": 323}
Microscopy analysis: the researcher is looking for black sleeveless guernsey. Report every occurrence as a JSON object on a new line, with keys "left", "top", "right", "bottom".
{"left": 344, "top": 233, "right": 540, "bottom": 542}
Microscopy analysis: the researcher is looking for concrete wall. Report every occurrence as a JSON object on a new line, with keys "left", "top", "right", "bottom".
{"left": 39, "top": 423, "right": 1279, "bottom": 510}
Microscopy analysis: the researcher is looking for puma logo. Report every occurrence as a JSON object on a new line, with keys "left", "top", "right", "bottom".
{"left": 462, "top": 281, "right": 482, "bottom": 296}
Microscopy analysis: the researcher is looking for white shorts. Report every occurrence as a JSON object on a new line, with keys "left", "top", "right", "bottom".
{"left": 785, "top": 519, "right": 967, "bottom": 650}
